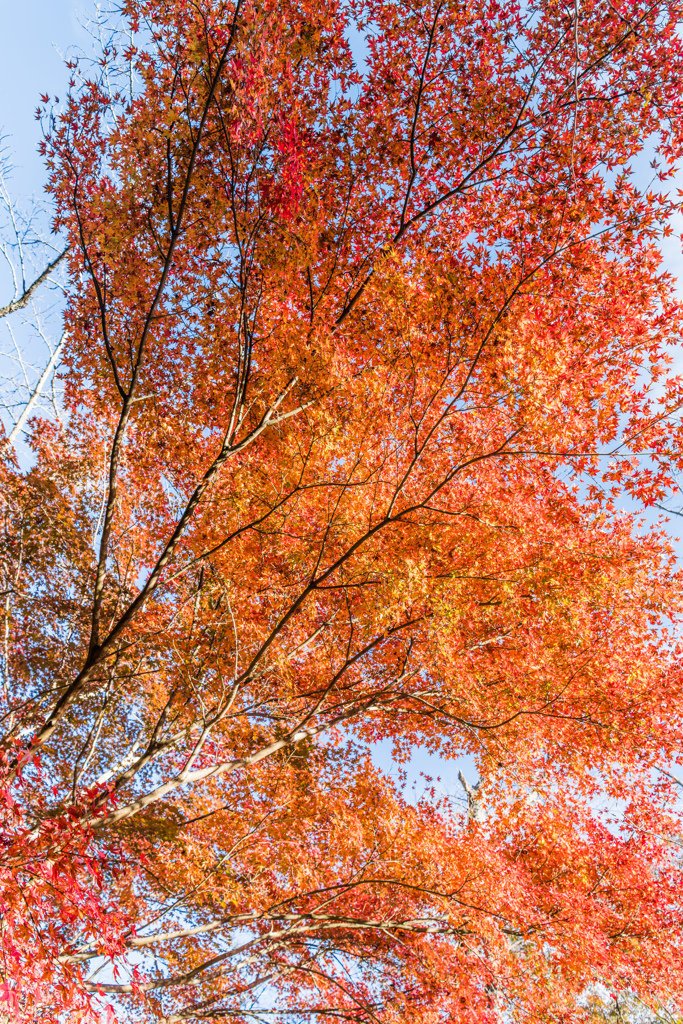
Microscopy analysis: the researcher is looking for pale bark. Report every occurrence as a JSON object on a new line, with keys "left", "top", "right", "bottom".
{"left": 4, "top": 331, "right": 66, "bottom": 448}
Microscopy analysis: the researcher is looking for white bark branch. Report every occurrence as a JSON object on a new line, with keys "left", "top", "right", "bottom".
{"left": 4, "top": 330, "right": 66, "bottom": 448}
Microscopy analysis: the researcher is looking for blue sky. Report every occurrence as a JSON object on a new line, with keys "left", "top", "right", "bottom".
{"left": 0, "top": 1, "right": 90, "bottom": 198}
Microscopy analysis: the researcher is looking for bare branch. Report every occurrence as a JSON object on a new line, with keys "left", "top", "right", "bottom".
{"left": 0, "top": 248, "right": 68, "bottom": 319}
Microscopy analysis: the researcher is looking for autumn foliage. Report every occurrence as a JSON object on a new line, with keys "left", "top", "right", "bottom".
{"left": 3, "top": 0, "right": 683, "bottom": 1019}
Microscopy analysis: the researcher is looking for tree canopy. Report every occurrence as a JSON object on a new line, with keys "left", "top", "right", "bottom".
{"left": 4, "top": 0, "right": 683, "bottom": 1020}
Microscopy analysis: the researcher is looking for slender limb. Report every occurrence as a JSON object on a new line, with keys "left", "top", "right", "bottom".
{"left": 3, "top": 331, "right": 67, "bottom": 450}
{"left": 0, "top": 248, "right": 68, "bottom": 319}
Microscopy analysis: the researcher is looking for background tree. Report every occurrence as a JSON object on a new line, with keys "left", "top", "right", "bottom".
{"left": 4, "top": 0, "right": 683, "bottom": 1021}
{"left": 0, "top": 153, "right": 67, "bottom": 452}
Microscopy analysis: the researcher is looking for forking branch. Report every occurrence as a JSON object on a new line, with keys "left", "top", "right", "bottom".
{"left": 0, "top": 162, "right": 68, "bottom": 451}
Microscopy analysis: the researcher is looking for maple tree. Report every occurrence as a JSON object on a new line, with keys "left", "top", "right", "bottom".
{"left": 3, "top": 0, "right": 683, "bottom": 1019}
